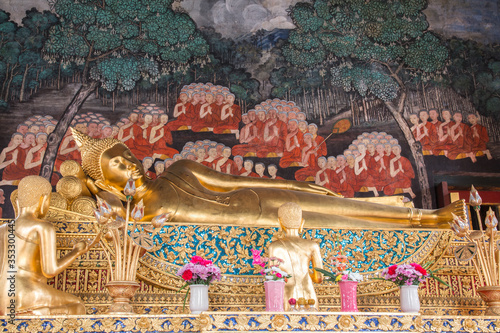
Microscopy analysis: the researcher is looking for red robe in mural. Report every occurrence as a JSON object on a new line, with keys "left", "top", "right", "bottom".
{"left": 435, "top": 121, "right": 454, "bottom": 154}
{"left": 191, "top": 103, "right": 214, "bottom": 132}
{"left": 168, "top": 102, "right": 194, "bottom": 130}
{"left": 413, "top": 122, "right": 437, "bottom": 153}
{"left": 25, "top": 144, "right": 47, "bottom": 176}
{"left": 213, "top": 103, "right": 241, "bottom": 134}
{"left": 257, "top": 119, "right": 284, "bottom": 158}
{"left": 383, "top": 156, "right": 415, "bottom": 196}
{"left": 279, "top": 130, "right": 303, "bottom": 168}
{"left": 330, "top": 166, "right": 355, "bottom": 198}
{"left": 470, "top": 123, "right": 489, "bottom": 152}
{"left": 152, "top": 126, "right": 179, "bottom": 159}
{"left": 447, "top": 123, "right": 472, "bottom": 160}
{"left": 131, "top": 126, "right": 153, "bottom": 160}
{"left": 368, "top": 154, "right": 389, "bottom": 190}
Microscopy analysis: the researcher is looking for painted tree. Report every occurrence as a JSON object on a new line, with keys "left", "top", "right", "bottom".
{"left": 282, "top": 0, "right": 448, "bottom": 208}
{"left": 447, "top": 38, "right": 500, "bottom": 121}
{"left": 0, "top": 9, "right": 57, "bottom": 103}
{"left": 40, "top": 0, "right": 209, "bottom": 179}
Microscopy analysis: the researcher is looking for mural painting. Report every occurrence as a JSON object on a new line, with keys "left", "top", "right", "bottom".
{"left": 0, "top": 0, "right": 498, "bottom": 219}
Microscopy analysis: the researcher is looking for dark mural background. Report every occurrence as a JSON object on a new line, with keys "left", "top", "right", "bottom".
{"left": 0, "top": 0, "right": 498, "bottom": 219}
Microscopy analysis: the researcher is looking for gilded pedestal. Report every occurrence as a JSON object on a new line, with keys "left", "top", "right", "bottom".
{"left": 105, "top": 281, "right": 140, "bottom": 314}
{"left": 477, "top": 286, "right": 500, "bottom": 316}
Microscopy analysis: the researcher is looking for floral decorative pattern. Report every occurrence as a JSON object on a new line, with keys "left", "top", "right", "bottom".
{"left": 3, "top": 314, "right": 500, "bottom": 332}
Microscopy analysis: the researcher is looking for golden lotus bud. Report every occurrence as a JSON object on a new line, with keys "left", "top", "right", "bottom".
{"left": 124, "top": 178, "right": 136, "bottom": 197}
{"left": 151, "top": 212, "right": 171, "bottom": 229}
{"left": 449, "top": 213, "right": 470, "bottom": 238}
{"left": 94, "top": 209, "right": 109, "bottom": 224}
{"left": 130, "top": 199, "right": 145, "bottom": 221}
{"left": 469, "top": 185, "right": 482, "bottom": 207}
{"left": 485, "top": 208, "right": 498, "bottom": 230}
{"left": 97, "top": 198, "right": 113, "bottom": 218}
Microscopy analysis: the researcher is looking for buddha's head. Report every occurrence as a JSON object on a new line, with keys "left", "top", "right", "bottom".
{"left": 17, "top": 175, "right": 52, "bottom": 217}
{"left": 278, "top": 202, "right": 304, "bottom": 234}
{"left": 72, "top": 129, "right": 145, "bottom": 195}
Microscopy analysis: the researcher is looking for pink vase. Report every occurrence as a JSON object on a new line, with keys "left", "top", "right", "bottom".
{"left": 264, "top": 280, "right": 285, "bottom": 311}
{"left": 339, "top": 280, "right": 358, "bottom": 312}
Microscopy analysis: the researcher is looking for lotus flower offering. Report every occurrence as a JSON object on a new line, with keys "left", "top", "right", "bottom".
{"left": 93, "top": 178, "right": 171, "bottom": 282}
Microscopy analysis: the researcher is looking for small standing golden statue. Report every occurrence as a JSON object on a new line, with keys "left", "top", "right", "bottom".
{"left": 269, "top": 202, "right": 323, "bottom": 311}
{"left": 450, "top": 185, "right": 500, "bottom": 315}
{"left": 93, "top": 178, "right": 170, "bottom": 314}
{"left": 0, "top": 176, "right": 92, "bottom": 315}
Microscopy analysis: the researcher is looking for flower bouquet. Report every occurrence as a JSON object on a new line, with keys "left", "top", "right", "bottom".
{"left": 251, "top": 249, "right": 290, "bottom": 311}
{"left": 251, "top": 249, "right": 290, "bottom": 281}
{"left": 378, "top": 262, "right": 449, "bottom": 287}
{"left": 377, "top": 262, "right": 448, "bottom": 312}
{"left": 177, "top": 255, "right": 221, "bottom": 313}
{"left": 313, "top": 242, "right": 363, "bottom": 283}
{"left": 313, "top": 241, "right": 363, "bottom": 311}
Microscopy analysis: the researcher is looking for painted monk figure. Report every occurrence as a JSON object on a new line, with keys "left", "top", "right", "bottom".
{"left": 71, "top": 129, "right": 467, "bottom": 230}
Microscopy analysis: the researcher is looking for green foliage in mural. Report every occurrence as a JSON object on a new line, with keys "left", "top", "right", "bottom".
{"left": 447, "top": 38, "right": 500, "bottom": 120}
{"left": 283, "top": 0, "right": 448, "bottom": 102}
{"left": 40, "top": 0, "right": 211, "bottom": 179}
{"left": 0, "top": 9, "right": 58, "bottom": 103}
{"left": 44, "top": 0, "right": 209, "bottom": 91}
{"left": 281, "top": 0, "right": 450, "bottom": 209}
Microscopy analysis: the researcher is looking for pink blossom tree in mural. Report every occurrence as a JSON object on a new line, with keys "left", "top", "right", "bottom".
{"left": 39, "top": 0, "right": 209, "bottom": 179}
{"left": 281, "top": 0, "right": 448, "bottom": 208}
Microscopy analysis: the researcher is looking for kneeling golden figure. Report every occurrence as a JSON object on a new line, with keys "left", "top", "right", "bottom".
{"left": 72, "top": 129, "right": 467, "bottom": 229}
{"left": 0, "top": 176, "right": 89, "bottom": 315}
{"left": 269, "top": 202, "right": 323, "bottom": 310}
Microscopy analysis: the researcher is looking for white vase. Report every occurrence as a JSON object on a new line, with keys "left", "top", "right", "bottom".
{"left": 189, "top": 284, "right": 209, "bottom": 314}
{"left": 399, "top": 285, "right": 420, "bottom": 312}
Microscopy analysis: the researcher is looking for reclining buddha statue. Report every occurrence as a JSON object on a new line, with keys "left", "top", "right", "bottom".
{"left": 72, "top": 129, "right": 467, "bottom": 229}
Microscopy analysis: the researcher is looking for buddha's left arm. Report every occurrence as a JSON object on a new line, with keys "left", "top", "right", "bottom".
{"left": 310, "top": 243, "right": 323, "bottom": 283}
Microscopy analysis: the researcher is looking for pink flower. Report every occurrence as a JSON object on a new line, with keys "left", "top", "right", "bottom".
{"left": 190, "top": 256, "right": 204, "bottom": 264}
{"left": 251, "top": 249, "right": 262, "bottom": 259}
{"left": 260, "top": 270, "right": 265, "bottom": 275}
{"left": 276, "top": 273, "right": 282, "bottom": 278}
{"left": 201, "top": 259, "right": 213, "bottom": 266}
{"left": 342, "top": 274, "right": 348, "bottom": 280}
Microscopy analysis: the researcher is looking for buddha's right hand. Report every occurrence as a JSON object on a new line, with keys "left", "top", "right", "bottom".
{"left": 72, "top": 241, "right": 89, "bottom": 255}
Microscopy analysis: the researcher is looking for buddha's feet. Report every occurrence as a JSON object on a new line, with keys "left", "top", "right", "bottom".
{"left": 436, "top": 199, "right": 468, "bottom": 228}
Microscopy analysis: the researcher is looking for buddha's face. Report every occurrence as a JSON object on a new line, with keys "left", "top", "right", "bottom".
{"left": 101, "top": 144, "right": 145, "bottom": 190}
